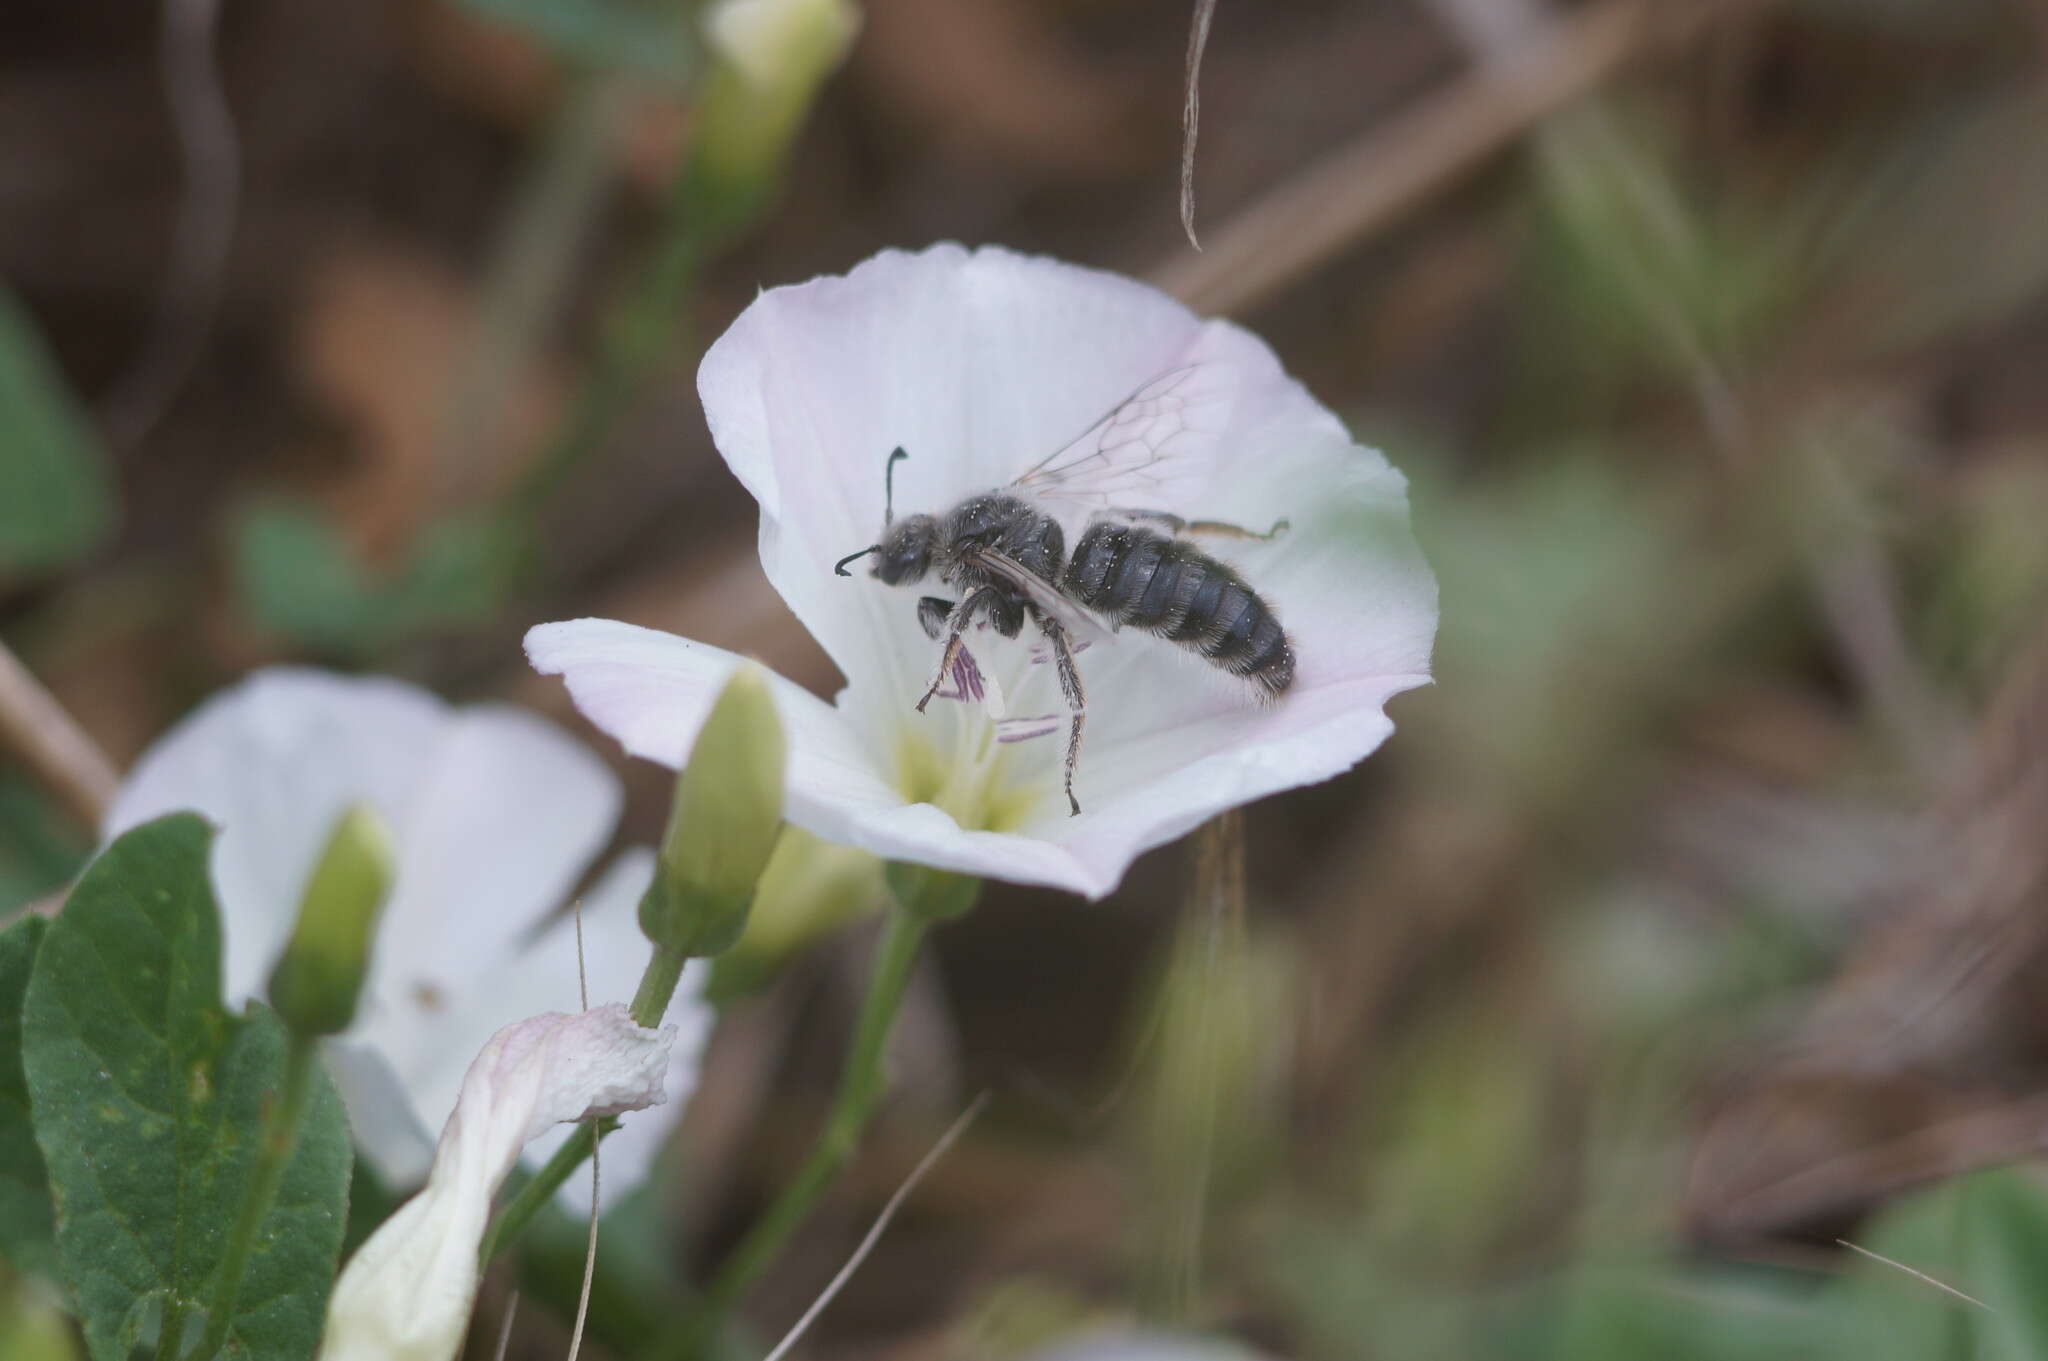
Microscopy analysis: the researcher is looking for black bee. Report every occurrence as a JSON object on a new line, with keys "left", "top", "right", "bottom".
{"left": 833, "top": 367, "right": 1292, "bottom": 816}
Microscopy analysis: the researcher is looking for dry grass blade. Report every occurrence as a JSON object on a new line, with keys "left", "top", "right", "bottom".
{"left": 1151, "top": 0, "right": 1766, "bottom": 315}
{"left": 493, "top": 1294, "right": 521, "bottom": 1361}
{"left": 104, "top": 0, "right": 239, "bottom": 451}
{"left": 1180, "top": 0, "right": 1218, "bottom": 250}
{"left": 0, "top": 639, "right": 119, "bottom": 829}
{"left": 762, "top": 1092, "right": 993, "bottom": 1361}
{"left": 1837, "top": 1239, "right": 1992, "bottom": 1311}
{"left": 566, "top": 900, "right": 601, "bottom": 1361}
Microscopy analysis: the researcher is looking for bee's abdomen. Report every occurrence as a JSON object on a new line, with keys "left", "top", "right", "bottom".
{"left": 1064, "top": 525, "right": 1294, "bottom": 696}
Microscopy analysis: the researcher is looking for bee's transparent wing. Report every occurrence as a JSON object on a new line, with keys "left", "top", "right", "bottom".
{"left": 1009, "top": 364, "right": 1231, "bottom": 511}
{"left": 963, "top": 545, "right": 1113, "bottom": 646}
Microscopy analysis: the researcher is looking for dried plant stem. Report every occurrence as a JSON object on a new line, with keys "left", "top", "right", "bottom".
{"left": 643, "top": 908, "right": 932, "bottom": 1361}
{"left": 761, "top": 1092, "right": 991, "bottom": 1361}
{"left": 1152, "top": 0, "right": 1765, "bottom": 316}
{"left": 106, "top": 0, "right": 238, "bottom": 451}
{"left": 1152, "top": 0, "right": 1649, "bottom": 312}
{"left": 0, "top": 638, "right": 118, "bottom": 827}
{"left": 699, "top": 910, "right": 929, "bottom": 1310}
{"left": 1836, "top": 1240, "right": 1991, "bottom": 1311}
{"left": 1179, "top": 0, "right": 1219, "bottom": 249}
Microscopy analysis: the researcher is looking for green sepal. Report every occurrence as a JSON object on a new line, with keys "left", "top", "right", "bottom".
{"left": 638, "top": 666, "right": 786, "bottom": 958}
{"left": 883, "top": 861, "right": 980, "bottom": 924}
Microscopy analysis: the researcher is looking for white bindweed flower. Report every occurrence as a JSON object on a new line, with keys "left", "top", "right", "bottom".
{"left": 103, "top": 668, "right": 711, "bottom": 1205}
{"left": 318, "top": 1004, "right": 673, "bottom": 1361}
{"left": 528, "top": 244, "right": 1435, "bottom": 898}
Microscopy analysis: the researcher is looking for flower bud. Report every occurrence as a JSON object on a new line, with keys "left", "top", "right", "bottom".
{"left": 267, "top": 805, "right": 395, "bottom": 1037}
{"left": 0, "top": 1277, "right": 79, "bottom": 1361}
{"left": 639, "top": 665, "right": 786, "bottom": 958}
{"left": 883, "top": 860, "right": 980, "bottom": 924}
{"left": 710, "top": 827, "right": 883, "bottom": 998}
{"left": 688, "top": 0, "right": 861, "bottom": 237}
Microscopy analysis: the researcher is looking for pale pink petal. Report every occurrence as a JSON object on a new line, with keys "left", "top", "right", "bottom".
{"left": 319, "top": 1004, "right": 672, "bottom": 1361}
{"left": 539, "top": 245, "right": 1436, "bottom": 899}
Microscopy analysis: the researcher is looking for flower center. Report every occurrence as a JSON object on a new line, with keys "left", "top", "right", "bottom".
{"left": 892, "top": 694, "right": 1045, "bottom": 833}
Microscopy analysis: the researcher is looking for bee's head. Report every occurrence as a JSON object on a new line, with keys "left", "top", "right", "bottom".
{"left": 872, "top": 514, "right": 936, "bottom": 585}
{"left": 834, "top": 446, "right": 933, "bottom": 583}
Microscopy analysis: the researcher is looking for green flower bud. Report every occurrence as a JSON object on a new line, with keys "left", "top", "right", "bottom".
{"left": 688, "top": 0, "right": 861, "bottom": 238}
{"left": 639, "top": 665, "right": 787, "bottom": 958}
{"left": 710, "top": 826, "right": 884, "bottom": 999}
{"left": 883, "top": 860, "right": 980, "bottom": 924}
{"left": 267, "top": 805, "right": 395, "bottom": 1037}
{"left": 0, "top": 1276, "right": 80, "bottom": 1361}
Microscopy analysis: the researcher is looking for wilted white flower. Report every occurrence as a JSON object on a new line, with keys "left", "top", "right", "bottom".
{"left": 529, "top": 244, "right": 1435, "bottom": 898}
{"left": 318, "top": 1004, "right": 673, "bottom": 1361}
{"left": 103, "top": 668, "right": 711, "bottom": 1204}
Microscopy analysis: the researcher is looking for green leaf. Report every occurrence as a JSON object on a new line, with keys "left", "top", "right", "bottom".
{"left": 1818, "top": 1168, "right": 2048, "bottom": 1361}
{"left": 453, "top": 0, "right": 695, "bottom": 85}
{"left": 232, "top": 501, "right": 519, "bottom": 659}
{"left": 22, "top": 813, "right": 352, "bottom": 1361}
{"left": 232, "top": 502, "right": 382, "bottom": 659}
{"left": 0, "top": 286, "right": 115, "bottom": 582}
{"left": 1961, "top": 1169, "right": 2048, "bottom": 1360}
{"left": 0, "top": 915, "right": 55, "bottom": 1277}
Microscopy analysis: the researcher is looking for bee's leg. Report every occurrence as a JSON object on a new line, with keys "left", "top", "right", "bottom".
{"left": 1039, "top": 617, "right": 1088, "bottom": 816}
{"left": 917, "top": 596, "right": 955, "bottom": 641}
{"left": 1096, "top": 508, "right": 1289, "bottom": 540}
{"left": 917, "top": 588, "right": 994, "bottom": 713}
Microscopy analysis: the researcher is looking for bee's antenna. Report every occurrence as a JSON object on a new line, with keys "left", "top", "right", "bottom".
{"left": 884, "top": 448, "right": 908, "bottom": 526}
{"left": 833, "top": 545, "right": 880, "bottom": 577}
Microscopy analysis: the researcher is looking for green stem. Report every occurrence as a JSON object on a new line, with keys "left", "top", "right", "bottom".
{"left": 190, "top": 1034, "right": 318, "bottom": 1361}
{"left": 631, "top": 943, "right": 690, "bottom": 1029}
{"left": 512, "top": 152, "right": 711, "bottom": 524}
{"left": 442, "top": 71, "right": 629, "bottom": 484}
{"left": 642, "top": 907, "right": 931, "bottom": 1361}
{"left": 480, "top": 943, "right": 691, "bottom": 1265}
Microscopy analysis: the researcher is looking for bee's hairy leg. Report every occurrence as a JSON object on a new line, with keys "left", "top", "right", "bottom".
{"left": 1039, "top": 618, "right": 1088, "bottom": 815}
{"left": 1096, "top": 508, "right": 1290, "bottom": 540}
{"left": 917, "top": 588, "right": 995, "bottom": 713}
{"left": 917, "top": 596, "right": 955, "bottom": 641}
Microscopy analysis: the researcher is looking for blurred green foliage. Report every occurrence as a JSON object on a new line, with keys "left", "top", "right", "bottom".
{"left": 457, "top": 0, "right": 697, "bottom": 85}
{"left": 233, "top": 501, "right": 521, "bottom": 659}
{"left": 0, "top": 778, "right": 86, "bottom": 917}
{"left": 0, "top": 290, "right": 113, "bottom": 585}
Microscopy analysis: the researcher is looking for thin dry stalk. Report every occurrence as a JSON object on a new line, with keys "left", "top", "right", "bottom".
{"left": 1180, "top": 0, "right": 1219, "bottom": 249}
{"left": 0, "top": 639, "right": 118, "bottom": 828}
{"left": 1837, "top": 1239, "right": 1992, "bottom": 1312}
{"left": 105, "top": 0, "right": 239, "bottom": 450}
{"left": 1150, "top": 0, "right": 1655, "bottom": 314}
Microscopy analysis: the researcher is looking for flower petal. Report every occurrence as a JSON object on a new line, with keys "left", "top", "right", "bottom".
{"left": 518, "top": 848, "right": 717, "bottom": 1213}
{"left": 104, "top": 669, "right": 620, "bottom": 1008}
{"left": 551, "top": 245, "right": 1436, "bottom": 899}
{"left": 319, "top": 1005, "right": 672, "bottom": 1361}
{"left": 527, "top": 618, "right": 1108, "bottom": 891}
{"left": 107, "top": 669, "right": 450, "bottom": 1004}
